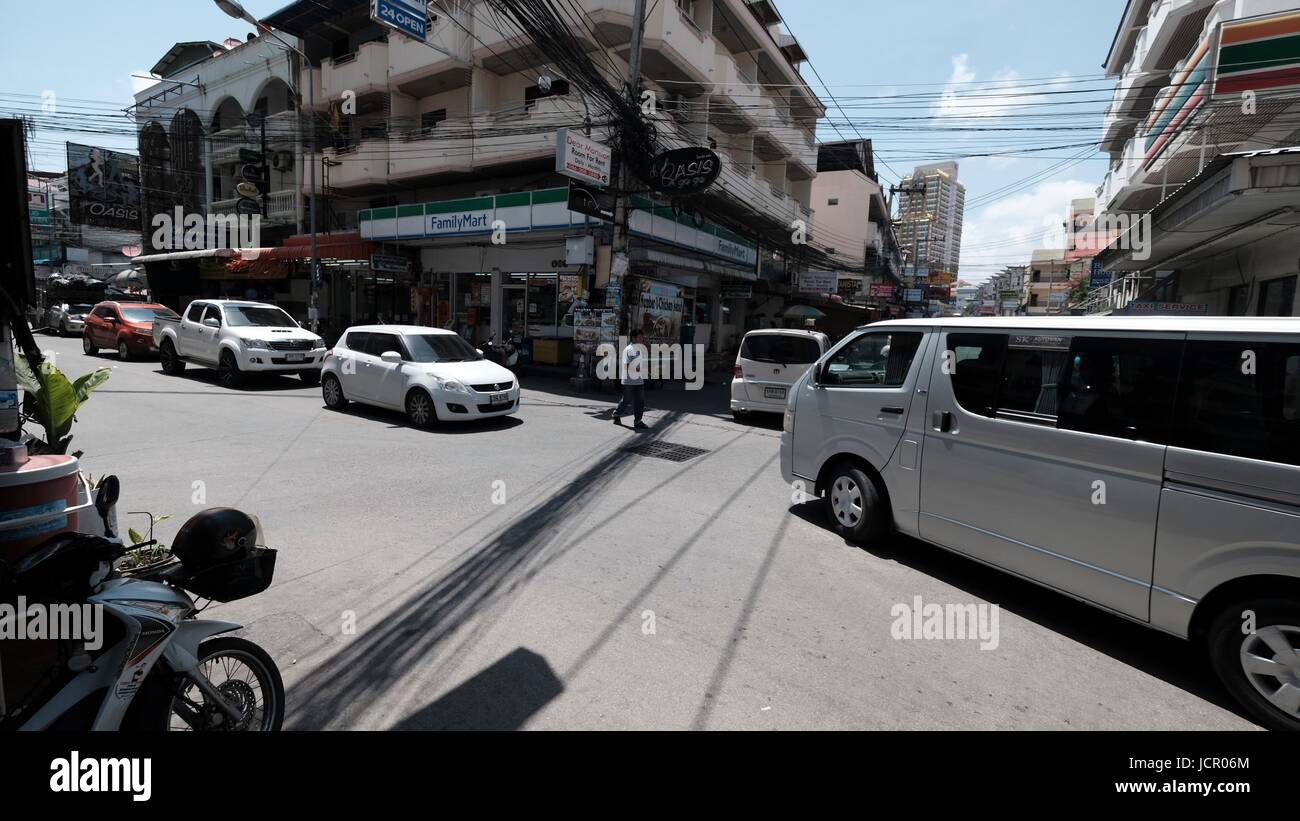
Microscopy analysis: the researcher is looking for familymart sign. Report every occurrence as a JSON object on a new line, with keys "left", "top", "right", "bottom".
{"left": 359, "top": 188, "right": 758, "bottom": 268}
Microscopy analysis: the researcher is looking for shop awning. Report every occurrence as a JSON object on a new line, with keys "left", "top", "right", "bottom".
{"left": 133, "top": 248, "right": 238, "bottom": 264}
{"left": 245, "top": 232, "right": 375, "bottom": 262}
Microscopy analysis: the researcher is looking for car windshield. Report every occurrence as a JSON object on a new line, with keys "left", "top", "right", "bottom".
{"left": 120, "top": 307, "right": 178, "bottom": 323}
{"left": 69, "top": 304, "right": 93, "bottom": 315}
{"left": 225, "top": 306, "right": 298, "bottom": 328}
{"left": 403, "top": 334, "right": 482, "bottom": 363}
{"left": 741, "top": 334, "right": 821, "bottom": 365}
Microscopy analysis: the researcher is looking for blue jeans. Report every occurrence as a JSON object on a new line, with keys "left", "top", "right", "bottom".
{"left": 614, "top": 383, "right": 645, "bottom": 422}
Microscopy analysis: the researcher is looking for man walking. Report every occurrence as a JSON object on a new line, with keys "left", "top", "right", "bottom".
{"left": 613, "top": 329, "right": 649, "bottom": 430}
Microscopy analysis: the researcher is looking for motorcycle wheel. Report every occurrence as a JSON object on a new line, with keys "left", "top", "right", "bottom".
{"left": 128, "top": 636, "right": 285, "bottom": 731}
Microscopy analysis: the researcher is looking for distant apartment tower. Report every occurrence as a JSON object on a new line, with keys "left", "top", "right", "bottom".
{"left": 896, "top": 161, "right": 966, "bottom": 285}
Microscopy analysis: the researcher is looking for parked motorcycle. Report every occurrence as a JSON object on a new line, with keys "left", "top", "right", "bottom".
{"left": 0, "top": 477, "right": 285, "bottom": 731}
{"left": 482, "top": 333, "right": 527, "bottom": 376}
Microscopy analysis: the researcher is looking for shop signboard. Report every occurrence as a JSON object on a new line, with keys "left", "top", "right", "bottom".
{"left": 1090, "top": 259, "right": 1112, "bottom": 288}
{"left": 574, "top": 308, "right": 619, "bottom": 354}
{"left": 425, "top": 197, "right": 494, "bottom": 237}
{"left": 720, "top": 284, "right": 752, "bottom": 299}
{"left": 370, "top": 0, "right": 428, "bottom": 41}
{"left": 370, "top": 253, "right": 410, "bottom": 274}
{"left": 567, "top": 180, "right": 615, "bottom": 222}
{"left": 629, "top": 279, "right": 685, "bottom": 346}
{"left": 1123, "top": 301, "right": 1209, "bottom": 315}
{"left": 903, "top": 288, "right": 924, "bottom": 303}
{"left": 556, "top": 128, "right": 612, "bottom": 188}
{"left": 66, "top": 142, "right": 140, "bottom": 231}
{"left": 604, "top": 280, "right": 622, "bottom": 308}
{"left": 27, "top": 189, "right": 49, "bottom": 227}
{"left": 868, "top": 284, "right": 896, "bottom": 299}
{"left": 799, "top": 270, "right": 837, "bottom": 294}
{"left": 646, "top": 147, "right": 721, "bottom": 194}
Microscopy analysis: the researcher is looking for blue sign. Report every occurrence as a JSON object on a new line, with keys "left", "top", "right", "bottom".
{"left": 371, "top": 0, "right": 427, "bottom": 41}
{"left": 1090, "top": 259, "right": 1112, "bottom": 289}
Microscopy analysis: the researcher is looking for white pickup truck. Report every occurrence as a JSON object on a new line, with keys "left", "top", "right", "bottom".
{"left": 153, "top": 300, "right": 325, "bottom": 388}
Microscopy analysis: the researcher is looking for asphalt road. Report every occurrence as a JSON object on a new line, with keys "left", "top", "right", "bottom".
{"left": 32, "top": 333, "right": 1258, "bottom": 729}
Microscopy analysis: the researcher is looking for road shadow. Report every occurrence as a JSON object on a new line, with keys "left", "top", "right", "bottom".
{"left": 523, "top": 374, "right": 734, "bottom": 420}
{"left": 732, "top": 411, "right": 783, "bottom": 431}
{"left": 390, "top": 648, "right": 563, "bottom": 731}
{"left": 787, "top": 500, "right": 1261, "bottom": 727}
{"left": 327, "top": 402, "right": 526, "bottom": 434}
{"left": 157, "top": 366, "right": 315, "bottom": 393}
{"left": 285, "top": 412, "right": 685, "bottom": 729}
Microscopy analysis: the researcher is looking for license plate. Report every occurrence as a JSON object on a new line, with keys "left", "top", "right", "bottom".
{"left": 490, "top": 393, "right": 509, "bottom": 405}
{"left": 285, "top": 353, "right": 304, "bottom": 362}
{"left": 764, "top": 387, "right": 787, "bottom": 400}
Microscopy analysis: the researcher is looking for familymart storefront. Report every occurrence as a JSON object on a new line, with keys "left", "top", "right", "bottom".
{"left": 357, "top": 187, "right": 761, "bottom": 368}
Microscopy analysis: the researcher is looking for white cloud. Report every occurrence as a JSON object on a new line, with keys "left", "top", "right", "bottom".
{"left": 130, "top": 72, "right": 160, "bottom": 95}
{"left": 934, "top": 56, "right": 1074, "bottom": 125}
{"left": 959, "top": 178, "right": 1099, "bottom": 283}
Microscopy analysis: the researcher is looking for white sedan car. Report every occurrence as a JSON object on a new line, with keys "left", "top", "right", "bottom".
{"left": 321, "top": 325, "right": 520, "bottom": 427}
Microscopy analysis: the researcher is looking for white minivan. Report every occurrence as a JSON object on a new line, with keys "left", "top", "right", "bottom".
{"left": 781, "top": 316, "right": 1300, "bottom": 730}
{"left": 730, "top": 329, "right": 830, "bottom": 420}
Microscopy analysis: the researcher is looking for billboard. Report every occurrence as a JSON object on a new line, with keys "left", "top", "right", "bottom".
{"left": 66, "top": 143, "right": 140, "bottom": 231}
{"left": 799, "top": 270, "right": 837, "bottom": 294}
{"left": 371, "top": 0, "right": 428, "bottom": 41}
{"left": 629, "top": 279, "right": 685, "bottom": 346}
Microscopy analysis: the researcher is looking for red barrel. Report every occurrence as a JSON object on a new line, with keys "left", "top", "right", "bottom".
{"left": 0, "top": 454, "right": 83, "bottom": 563}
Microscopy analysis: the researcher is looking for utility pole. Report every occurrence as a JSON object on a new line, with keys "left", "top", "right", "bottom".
{"left": 607, "top": 0, "right": 648, "bottom": 323}
{"left": 214, "top": 0, "right": 320, "bottom": 333}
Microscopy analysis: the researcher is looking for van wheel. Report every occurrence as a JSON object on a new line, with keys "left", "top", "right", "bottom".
{"left": 1208, "top": 598, "right": 1300, "bottom": 731}
{"left": 160, "top": 341, "right": 185, "bottom": 375}
{"left": 218, "top": 350, "right": 244, "bottom": 388}
{"left": 405, "top": 389, "right": 437, "bottom": 429}
{"left": 82, "top": 335, "right": 97, "bottom": 356}
{"left": 825, "top": 463, "right": 888, "bottom": 545}
{"left": 321, "top": 373, "right": 348, "bottom": 410}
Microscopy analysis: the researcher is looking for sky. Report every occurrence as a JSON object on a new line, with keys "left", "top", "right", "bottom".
{"left": 0, "top": 0, "right": 1130, "bottom": 282}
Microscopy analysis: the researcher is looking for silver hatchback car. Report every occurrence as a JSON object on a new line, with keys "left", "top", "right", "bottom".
{"left": 782, "top": 316, "right": 1300, "bottom": 730}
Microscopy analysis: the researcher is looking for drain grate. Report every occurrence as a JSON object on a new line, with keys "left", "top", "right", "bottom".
{"left": 624, "top": 441, "right": 711, "bottom": 463}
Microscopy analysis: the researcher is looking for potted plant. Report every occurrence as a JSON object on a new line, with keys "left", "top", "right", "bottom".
{"left": 14, "top": 354, "right": 111, "bottom": 456}
{"left": 117, "top": 513, "right": 173, "bottom": 573}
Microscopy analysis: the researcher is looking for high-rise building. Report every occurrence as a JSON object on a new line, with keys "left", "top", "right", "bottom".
{"left": 896, "top": 161, "right": 965, "bottom": 285}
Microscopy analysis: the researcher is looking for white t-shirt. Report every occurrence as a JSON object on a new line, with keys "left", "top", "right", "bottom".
{"left": 622, "top": 343, "right": 647, "bottom": 385}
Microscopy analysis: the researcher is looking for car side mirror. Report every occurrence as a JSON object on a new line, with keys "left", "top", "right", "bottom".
{"left": 203, "top": 317, "right": 220, "bottom": 328}
{"left": 380, "top": 351, "right": 403, "bottom": 364}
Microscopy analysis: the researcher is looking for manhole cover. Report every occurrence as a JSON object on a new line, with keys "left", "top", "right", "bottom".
{"left": 624, "top": 441, "right": 711, "bottom": 463}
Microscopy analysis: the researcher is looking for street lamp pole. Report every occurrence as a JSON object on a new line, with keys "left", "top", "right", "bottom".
{"left": 215, "top": 0, "right": 320, "bottom": 332}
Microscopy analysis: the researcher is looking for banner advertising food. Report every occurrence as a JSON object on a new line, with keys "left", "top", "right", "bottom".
{"left": 574, "top": 309, "right": 619, "bottom": 353}
{"left": 66, "top": 143, "right": 141, "bottom": 231}
{"left": 630, "top": 279, "right": 684, "bottom": 346}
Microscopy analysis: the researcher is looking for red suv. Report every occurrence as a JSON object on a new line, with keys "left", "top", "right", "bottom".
{"left": 83, "top": 301, "right": 179, "bottom": 360}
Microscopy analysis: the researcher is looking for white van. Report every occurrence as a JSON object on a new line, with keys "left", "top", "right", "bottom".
{"left": 781, "top": 317, "right": 1300, "bottom": 730}
{"left": 730, "top": 329, "right": 830, "bottom": 420}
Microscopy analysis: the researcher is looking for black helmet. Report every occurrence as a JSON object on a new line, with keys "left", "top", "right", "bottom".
{"left": 172, "top": 508, "right": 259, "bottom": 570}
